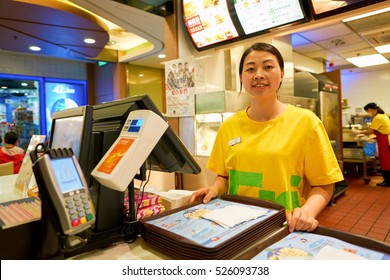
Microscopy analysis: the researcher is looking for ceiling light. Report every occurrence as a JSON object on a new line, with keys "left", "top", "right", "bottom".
{"left": 375, "top": 44, "right": 390, "bottom": 54}
{"left": 139, "top": 74, "right": 144, "bottom": 77}
{"left": 29, "top": 46, "right": 41, "bottom": 51}
{"left": 84, "top": 38, "right": 96, "bottom": 44}
{"left": 21, "top": 82, "right": 28, "bottom": 87}
{"left": 1, "top": 86, "right": 7, "bottom": 89}
{"left": 342, "top": 7, "right": 390, "bottom": 22}
{"left": 346, "top": 54, "right": 389, "bottom": 68}
{"left": 158, "top": 53, "right": 166, "bottom": 59}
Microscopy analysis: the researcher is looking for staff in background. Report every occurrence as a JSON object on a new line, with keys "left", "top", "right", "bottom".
{"left": 190, "top": 42, "right": 343, "bottom": 232}
{"left": 355, "top": 103, "right": 390, "bottom": 187}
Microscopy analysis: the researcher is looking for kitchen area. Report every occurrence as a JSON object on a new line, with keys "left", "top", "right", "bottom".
{"left": 342, "top": 107, "right": 379, "bottom": 184}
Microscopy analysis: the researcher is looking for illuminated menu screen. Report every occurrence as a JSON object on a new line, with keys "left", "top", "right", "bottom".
{"left": 183, "top": 0, "right": 239, "bottom": 49}
{"left": 233, "top": 0, "right": 305, "bottom": 35}
{"left": 308, "top": 0, "right": 384, "bottom": 19}
{"left": 310, "top": 0, "right": 348, "bottom": 15}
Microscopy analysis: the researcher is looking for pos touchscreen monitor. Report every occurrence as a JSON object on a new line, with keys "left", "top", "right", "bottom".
{"left": 47, "top": 105, "right": 93, "bottom": 180}
{"left": 87, "top": 94, "right": 201, "bottom": 233}
{"left": 90, "top": 94, "right": 201, "bottom": 178}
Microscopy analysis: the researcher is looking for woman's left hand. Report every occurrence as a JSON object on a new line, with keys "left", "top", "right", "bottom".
{"left": 285, "top": 207, "right": 319, "bottom": 233}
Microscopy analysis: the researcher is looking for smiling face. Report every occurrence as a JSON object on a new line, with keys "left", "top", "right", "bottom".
{"left": 240, "top": 50, "right": 284, "bottom": 100}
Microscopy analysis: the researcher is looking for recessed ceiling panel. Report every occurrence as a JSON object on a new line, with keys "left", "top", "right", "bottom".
{"left": 0, "top": 0, "right": 109, "bottom": 59}
{"left": 339, "top": 47, "right": 378, "bottom": 59}
{"left": 299, "top": 23, "right": 353, "bottom": 42}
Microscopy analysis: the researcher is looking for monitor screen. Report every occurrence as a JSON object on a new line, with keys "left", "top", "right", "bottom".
{"left": 363, "top": 116, "right": 372, "bottom": 124}
{"left": 182, "top": 0, "right": 240, "bottom": 50}
{"left": 307, "top": 0, "right": 385, "bottom": 20}
{"left": 47, "top": 105, "right": 93, "bottom": 180}
{"left": 182, "top": 0, "right": 309, "bottom": 51}
{"left": 128, "top": 119, "right": 144, "bottom": 133}
{"left": 51, "top": 157, "right": 83, "bottom": 193}
{"left": 49, "top": 116, "right": 84, "bottom": 159}
{"left": 232, "top": 0, "right": 307, "bottom": 36}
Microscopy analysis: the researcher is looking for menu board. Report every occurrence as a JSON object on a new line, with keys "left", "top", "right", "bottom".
{"left": 182, "top": 0, "right": 240, "bottom": 49}
{"left": 310, "top": 0, "right": 347, "bottom": 15}
{"left": 308, "top": 0, "right": 385, "bottom": 19}
{"left": 233, "top": 0, "right": 306, "bottom": 35}
{"left": 182, "top": 0, "right": 308, "bottom": 50}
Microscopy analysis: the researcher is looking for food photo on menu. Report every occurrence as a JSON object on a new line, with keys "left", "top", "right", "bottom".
{"left": 183, "top": 0, "right": 239, "bottom": 48}
{"left": 310, "top": 0, "right": 357, "bottom": 14}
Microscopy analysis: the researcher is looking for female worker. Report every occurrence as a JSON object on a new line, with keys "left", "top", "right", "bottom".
{"left": 190, "top": 42, "right": 343, "bottom": 232}
{"left": 360, "top": 103, "right": 390, "bottom": 186}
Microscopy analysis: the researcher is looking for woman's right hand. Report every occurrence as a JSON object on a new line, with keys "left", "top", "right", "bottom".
{"left": 189, "top": 175, "right": 228, "bottom": 204}
{"left": 189, "top": 186, "right": 219, "bottom": 204}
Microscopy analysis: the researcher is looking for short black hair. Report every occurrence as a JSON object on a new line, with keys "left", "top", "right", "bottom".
{"left": 4, "top": 131, "right": 18, "bottom": 145}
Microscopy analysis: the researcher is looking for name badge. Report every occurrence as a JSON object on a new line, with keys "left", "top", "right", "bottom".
{"left": 228, "top": 137, "right": 241, "bottom": 147}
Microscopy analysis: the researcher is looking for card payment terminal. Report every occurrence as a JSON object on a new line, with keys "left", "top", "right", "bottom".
{"left": 32, "top": 147, "right": 95, "bottom": 235}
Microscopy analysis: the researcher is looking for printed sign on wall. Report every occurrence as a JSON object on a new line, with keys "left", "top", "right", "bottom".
{"left": 165, "top": 57, "right": 196, "bottom": 117}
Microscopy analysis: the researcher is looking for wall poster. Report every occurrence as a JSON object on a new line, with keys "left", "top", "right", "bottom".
{"left": 165, "top": 57, "right": 196, "bottom": 117}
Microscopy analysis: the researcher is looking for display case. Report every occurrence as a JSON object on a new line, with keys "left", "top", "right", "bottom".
{"left": 194, "top": 90, "right": 250, "bottom": 156}
{"left": 195, "top": 112, "right": 233, "bottom": 156}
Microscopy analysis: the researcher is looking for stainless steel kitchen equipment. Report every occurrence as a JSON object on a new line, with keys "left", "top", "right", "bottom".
{"left": 294, "top": 72, "right": 346, "bottom": 201}
{"left": 294, "top": 72, "right": 341, "bottom": 158}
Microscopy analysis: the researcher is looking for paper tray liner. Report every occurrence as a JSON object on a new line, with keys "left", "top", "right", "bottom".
{"left": 140, "top": 195, "right": 286, "bottom": 259}
{"left": 235, "top": 225, "right": 390, "bottom": 260}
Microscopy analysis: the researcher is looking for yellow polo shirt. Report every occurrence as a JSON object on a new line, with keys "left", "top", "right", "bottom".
{"left": 207, "top": 105, "right": 343, "bottom": 211}
{"left": 370, "top": 113, "right": 390, "bottom": 143}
